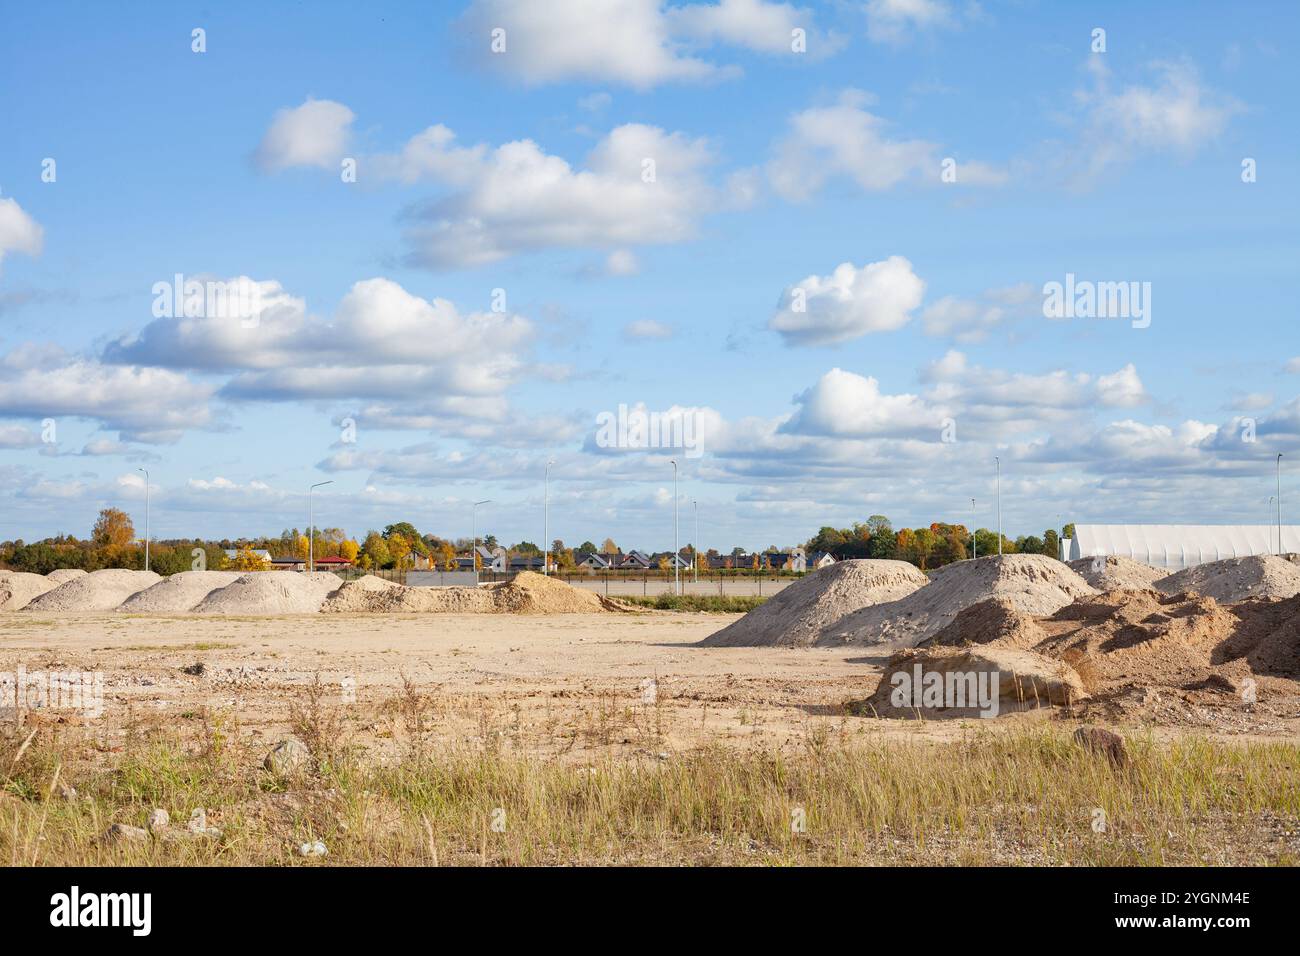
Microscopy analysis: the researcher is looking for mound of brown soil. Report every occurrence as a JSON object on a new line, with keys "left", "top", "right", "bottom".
{"left": 191, "top": 572, "right": 342, "bottom": 615}
{"left": 699, "top": 560, "right": 929, "bottom": 647}
{"left": 24, "top": 569, "right": 161, "bottom": 612}
{"left": 1156, "top": 555, "right": 1300, "bottom": 603}
{"left": 321, "top": 571, "right": 630, "bottom": 614}
{"left": 46, "top": 569, "right": 88, "bottom": 584}
{"left": 119, "top": 570, "right": 243, "bottom": 613}
{"left": 820, "top": 554, "right": 1095, "bottom": 647}
{"left": 1068, "top": 555, "right": 1165, "bottom": 590}
{"left": 0, "top": 571, "right": 58, "bottom": 611}
{"left": 921, "top": 597, "right": 1047, "bottom": 649}
{"left": 857, "top": 646, "right": 1086, "bottom": 719}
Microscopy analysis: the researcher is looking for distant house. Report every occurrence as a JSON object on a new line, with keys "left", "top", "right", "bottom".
{"left": 618, "top": 550, "right": 653, "bottom": 570}
{"left": 651, "top": 552, "right": 691, "bottom": 570}
{"left": 789, "top": 547, "right": 807, "bottom": 573}
{"left": 811, "top": 551, "right": 836, "bottom": 570}
{"left": 269, "top": 556, "right": 306, "bottom": 571}
{"left": 313, "top": 555, "right": 353, "bottom": 569}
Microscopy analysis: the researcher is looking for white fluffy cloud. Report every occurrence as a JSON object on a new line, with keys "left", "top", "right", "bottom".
{"left": 458, "top": 0, "right": 836, "bottom": 89}
{"left": 0, "top": 346, "right": 215, "bottom": 443}
{"left": 783, "top": 368, "right": 945, "bottom": 438}
{"left": 254, "top": 98, "right": 354, "bottom": 172}
{"left": 864, "top": 0, "right": 954, "bottom": 44}
{"left": 770, "top": 256, "right": 925, "bottom": 346}
{"left": 0, "top": 197, "right": 44, "bottom": 269}
{"left": 1074, "top": 60, "right": 1240, "bottom": 178}
{"left": 106, "top": 277, "right": 532, "bottom": 402}
{"left": 392, "top": 122, "right": 721, "bottom": 267}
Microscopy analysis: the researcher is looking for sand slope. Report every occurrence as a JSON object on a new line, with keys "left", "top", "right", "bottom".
{"left": 119, "top": 570, "right": 243, "bottom": 613}
{"left": 1068, "top": 555, "right": 1165, "bottom": 591}
{"left": 700, "top": 560, "right": 928, "bottom": 647}
{"left": 818, "top": 554, "right": 1096, "bottom": 647}
{"left": 0, "top": 571, "right": 59, "bottom": 611}
{"left": 46, "top": 568, "right": 88, "bottom": 584}
{"left": 322, "top": 571, "right": 629, "bottom": 614}
{"left": 1156, "top": 555, "right": 1300, "bottom": 603}
{"left": 24, "top": 569, "right": 161, "bottom": 612}
{"left": 192, "top": 571, "right": 342, "bottom": 614}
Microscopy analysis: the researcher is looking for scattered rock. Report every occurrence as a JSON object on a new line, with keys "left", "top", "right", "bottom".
{"left": 181, "top": 662, "right": 206, "bottom": 676}
{"left": 1074, "top": 726, "right": 1129, "bottom": 768}
{"left": 299, "top": 840, "right": 327, "bottom": 857}
{"left": 264, "top": 739, "right": 312, "bottom": 777}
{"left": 147, "top": 808, "right": 170, "bottom": 832}
{"left": 104, "top": 823, "right": 149, "bottom": 843}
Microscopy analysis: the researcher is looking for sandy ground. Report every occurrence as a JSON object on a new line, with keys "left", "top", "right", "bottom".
{"left": 2, "top": 612, "right": 1294, "bottom": 762}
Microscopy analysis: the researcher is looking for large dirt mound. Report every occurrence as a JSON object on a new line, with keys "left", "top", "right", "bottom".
{"left": 858, "top": 646, "right": 1086, "bottom": 718}
{"left": 699, "top": 560, "right": 929, "bottom": 647}
{"left": 1068, "top": 554, "right": 1165, "bottom": 590}
{"left": 24, "top": 569, "right": 161, "bottom": 612}
{"left": 47, "top": 568, "right": 88, "bottom": 584}
{"left": 119, "top": 570, "right": 243, "bottom": 613}
{"left": 1213, "top": 593, "right": 1300, "bottom": 680}
{"left": 1156, "top": 555, "right": 1300, "bottom": 603}
{"left": 820, "top": 554, "right": 1095, "bottom": 647}
{"left": 0, "top": 571, "right": 59, "bottom": 611}
{"left": 192, "top": 572, "right": 342, "bottom": 614}
{"left": 321, "top": 570, "right": 629, "bottom": 614}
{"left": 921, "top": 597, "right": 1047, "bottom": 649}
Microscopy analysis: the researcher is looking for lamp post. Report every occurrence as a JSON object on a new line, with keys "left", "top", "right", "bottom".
{"left": 544, "top": 458, "right": 555, "bottom": 576}
{"left": 1278, "top": 454, "right": 1284, "bottom": 556}
{"left": 971, "top": 497, "right": 976, "bottom": 560}
{"left": 995, "top": 457, "right": 1002, "bottom": 556}
{"left": 1269, "top": 496, "right": 1276, "bottom": 554}
{"left": 670, "top": 459, "right": 679, "bottom": 596}
{"left": 472, "top": 499, "right": 492, "bottom": 585}
{"left": 138, "top": 467, "right": 150, "bottom": 572}
{"left": 693, "top": 498, "right": 699, "bottom": 584}
{"left": 308, "top": 480, "right": 333, "bottom": 571}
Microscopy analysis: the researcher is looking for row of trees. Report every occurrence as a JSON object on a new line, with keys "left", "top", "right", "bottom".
{"left": 806, "top": 516, "right": 1074, "bottom": 571}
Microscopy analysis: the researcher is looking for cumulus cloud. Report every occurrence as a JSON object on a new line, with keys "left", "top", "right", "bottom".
{"left": 0, "top": 197, "right": 44, "bottom": 269}
{"left": 0, "top": 346, "right": 216, "bottom": 443}
{"left": 782, "top": 368, "right": 945, "bottom": 438}
{"left": 458, "top": 0, "right": 837, "bottom": 89}
{"left": 920, "top": 283, "right": 1035, "bottom": 342}
{"left": 392, "top": 123, "right": 720, "bottom": 268}
{"left": 107, "top": 277, "right": 532, "bottom": 403}
{"left": 770, "top": 256, "right": 925, "bottom": 346}
{"left": 254, "top": 98, "right": 355, "bottom": 172}
{"left": 864, "top": 0, "right": 955, "bottom": 44}
{"left": 765, "top": 89, "right": 1003, "bottom": 200}
{"left": 1073, "top": 59, "right": 1241, "bottom": 179}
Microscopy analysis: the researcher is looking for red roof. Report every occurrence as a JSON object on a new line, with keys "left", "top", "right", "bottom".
{"left": 313, "top": 556, "right": 353, "bottom": 565}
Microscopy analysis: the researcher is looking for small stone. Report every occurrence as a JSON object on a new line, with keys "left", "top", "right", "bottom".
{"left": 105, "top": 823, "right": 149, "bottom": 843}
{"left": 59, "top": 785, "right": 77, "bottom": 802}
{"left": 299, "top": 840, "right": 327, "bottom": 857}
{"left": 148, "top": 808, "right": 170, "bottom": 831}
{"left": 264, "top": 739, "right": 312, "bottom": 777}
{"left": 1074, "top": 726, "right": 1129, "bottom": 769}
{"left": 182, "top": 662, "right": 206, "bottom": 676}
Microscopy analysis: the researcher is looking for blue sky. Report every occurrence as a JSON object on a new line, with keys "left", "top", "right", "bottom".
{"left": 0, "top": 0, "right": 1297, "bottom": 551}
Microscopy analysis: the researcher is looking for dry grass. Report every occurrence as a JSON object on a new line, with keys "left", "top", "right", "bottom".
{"left": 2, "top": 692, "right": 1298, "bottom": 866}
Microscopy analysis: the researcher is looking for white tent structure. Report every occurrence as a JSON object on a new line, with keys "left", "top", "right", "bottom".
{"left": 1066, "top": 524, "right": 1300, "bottom": 570}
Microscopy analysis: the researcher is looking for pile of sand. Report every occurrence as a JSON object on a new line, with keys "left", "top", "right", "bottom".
{"left": 47, "top": 568, "right": 88, "bottom": 584}
{"left": 119, "top": 570, "right": 243, "bottom": 613}
{"left": 0, "top": 571, "right": 59, "bottom": 611}
{"left": 323, "top": 571, "right": 628, "bottom": 614}
{"left": 700, "top": 560, "right": 928, "bottom": 647}
{"left": 1156, "top": 555, "right": 1300, "bottom": 603}
{"left": 819, "top": 554, "right": 1096, "bottom": 647}
{"left": 1068, "top": 554, "right": 1165, "bottom": 591}
{"left": 192, "top": 571, "right": 342, "bottom": 615}
{"left": 921, "top": 597, "right": 1047, "bottom": 650}
{"left": 24, "top": 569, "right": 161, "bottom": 612}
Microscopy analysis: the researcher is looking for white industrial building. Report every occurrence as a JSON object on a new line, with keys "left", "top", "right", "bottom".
{"left": 1063, "top": 524, "right": 1300, "bottom": 570}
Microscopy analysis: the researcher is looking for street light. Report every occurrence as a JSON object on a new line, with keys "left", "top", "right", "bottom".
{"left": 138, "top": 467, "right": 150, "bottom": 572}
{"left": 472, "top": 499, "right": 492, "bottom": 585}
{"left": 993, "top": 457, "right": 1003, "bottom": 556}
{"left": 670, "top": 459, "right": 679, "bottom": 596}
{"left": 543, "top": 458, "right": 555, "bottom": 576}
{"left": 307, "top": 480, "right": 333, "bottom": 572}
{"left": 1278, "top": 454, "right": 1284, "bottom": 556}
{"left": 693, "top": 498, "right": 699, "bottom": 584}
{"left": 1269, "top": 496, "right": 1276, "bottom": 554}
